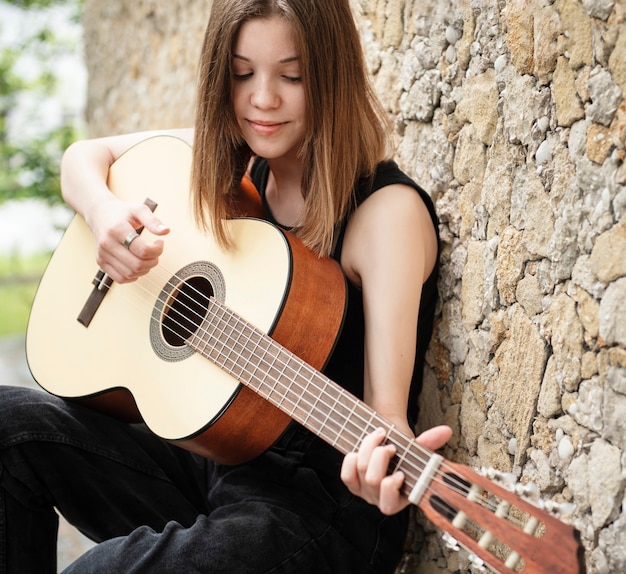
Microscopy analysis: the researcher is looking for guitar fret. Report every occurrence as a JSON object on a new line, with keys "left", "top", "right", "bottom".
{"left": 323, "top": 388, "right": 344, "bottom": 446}
{"left": 220, "top": 311, "right": 241, "bottom": 376}
{"left": 268, "top": 351, "right": 286, "bottom": 398}
{"left": 287, "top": 361, "right": 311, "bottom": 418}
{"left": 331, "top": 397, "right": 357, "bottom": 449}
{"left": 283, "top": 357, "right": 303, "bottom": 418}
{"left": 264, "top": 346, "right": 282, "bottom": 398}
{"left": 244, "top": 330, "right": 267, "bottom": 387}
{"left": 391, "top": 433, "right": 414, "bottom": 474}
{"left": 236, "top": 325, "right": 272, "bottom": 390}
{"left": 264, "top": 356, "right": 283, "bottom": 404}
{"left": 335, "top": 402, "right": 372, "bottom": 453}
{"left": 209, "top": 303, "right": 229, "bottom": 364}
{"left": 354, "top": 412, "right": 378, "bottom": 452}
{"left": 316, "top": 385, "right": 341, "bottom": 444}
{"left": 221, "top": 312, "right": 238, "bottom": 375}
{"left": 194, "top": 301, "right": 220, "bottom": 359}
{"left": 301, "top": 374, "right": 322, "bottom": 429}
{"left": 234, "top": 325, "right": 254, "bottom": 386}
{"left": 274, "top": 350, "right": 292, "bottom": 410}
{"left": 315, "top": 382, "right": 337, "bottom": 438}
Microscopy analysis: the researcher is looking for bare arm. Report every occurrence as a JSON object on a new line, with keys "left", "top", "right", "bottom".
{"left": 339, "top": 183, "right": 450, "bottom": 514}
{"left": 60, "top": 128, "right": 193, "bottom": 283}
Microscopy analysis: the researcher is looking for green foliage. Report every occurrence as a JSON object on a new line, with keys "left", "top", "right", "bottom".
{"left": 1, "top": 124, "right": 79, "bottom": 204}
{"left": 0, "top": 252, "right": 50, "bottom": 337}
{"left": 6, "top": 0, "right": 64, "bottom": 7}
{"left": 0, "top": 283, "right": 38, "bottom": 336}
{"left": 4, "top": 0, "right": 83, "bottom": 20}
{"left": 0, "top": 0, "right": 84, "bottom": 205}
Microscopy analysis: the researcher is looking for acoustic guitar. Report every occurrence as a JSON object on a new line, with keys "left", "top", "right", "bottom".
{"left": 26, "top": 135, "right": 585, "bottom": 573}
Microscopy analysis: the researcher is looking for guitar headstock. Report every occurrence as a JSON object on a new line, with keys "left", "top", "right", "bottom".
{"left": 415, "top": 459, "right": 586, "bottom": 573}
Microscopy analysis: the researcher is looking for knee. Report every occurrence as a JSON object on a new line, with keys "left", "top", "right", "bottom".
{"left": 0, "top": 386, "right": 68, "bottom": 444}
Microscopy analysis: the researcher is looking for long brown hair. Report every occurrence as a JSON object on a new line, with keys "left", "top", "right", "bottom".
{"left": 191, "top": 0, "right": 389, "bottom": 256}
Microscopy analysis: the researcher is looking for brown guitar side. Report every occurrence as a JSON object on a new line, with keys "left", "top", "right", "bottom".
{"left": 173, "top": 174, "right": 347, "bottom": 463}
{"left": 176, "top": 228, "right": 347, "bottom": 464}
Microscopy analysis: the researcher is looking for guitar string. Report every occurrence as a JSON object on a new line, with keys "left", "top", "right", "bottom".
{"left": 131, "top": 264, "right": 526, "bottom": 524}
{"left": 103, "top": 263, "right": 527, "bottom": 526}
{"left": 193, "top": 293, "right": 530, "bottom": 526}
{"left": 197, "top": 297, "right": 538, "bottom": 538}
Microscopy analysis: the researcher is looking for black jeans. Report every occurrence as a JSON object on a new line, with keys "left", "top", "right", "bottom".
{"left": 0, "top": 386, "right": 408, "bottom": 573}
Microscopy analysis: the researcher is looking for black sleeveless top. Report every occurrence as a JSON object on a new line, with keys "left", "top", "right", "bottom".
{"left": 249, "top": 158, "right": 439, "bottom": 428}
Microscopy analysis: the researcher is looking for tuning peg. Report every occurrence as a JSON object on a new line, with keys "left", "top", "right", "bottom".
{"left": 514, "top": 481, "right": 541, "bottom": 502}
{"left": 539, "top": 499, "right": 576, "bottom": 517}
{"left": 442, "top": 533, "right": 460, "bottom": 551}
{"left": 480, "top": 467, "right": 545, "bottom": 503}
{"left": 468, "top": 553, "right": 487, "bottom": 571}
{"left": 480, "top": 467, "right": 517, "bottom": 488}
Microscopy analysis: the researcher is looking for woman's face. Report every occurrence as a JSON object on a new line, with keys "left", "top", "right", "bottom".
{"left": 232, "top": 15, "right": 307, "bottom": 163}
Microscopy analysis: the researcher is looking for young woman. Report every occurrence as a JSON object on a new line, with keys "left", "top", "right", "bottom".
{"left": 0, "top": 0, "right": 450, "bottom": 572}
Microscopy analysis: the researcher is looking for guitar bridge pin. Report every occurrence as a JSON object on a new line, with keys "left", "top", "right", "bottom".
{"left": 468, "top": 553, "right": 487, "bottom": 571}
{"left": 442, "top": 533, "right": 460, "bottom": 551}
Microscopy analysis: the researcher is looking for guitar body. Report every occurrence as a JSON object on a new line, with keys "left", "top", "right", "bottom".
{"left": 26, "top": 135, "right": 347, "bottom": 464}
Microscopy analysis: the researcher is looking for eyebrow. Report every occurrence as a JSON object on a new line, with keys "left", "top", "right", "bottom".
{"left": 233, "top": 54, "right": 301, "bottom": 64}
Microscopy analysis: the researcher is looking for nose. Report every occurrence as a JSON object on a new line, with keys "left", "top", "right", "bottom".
{"left": 250, "top": 76, "right": 280, "bottom": 110}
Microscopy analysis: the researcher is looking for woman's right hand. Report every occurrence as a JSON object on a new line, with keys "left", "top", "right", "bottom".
{"left": 60, "top": 130, "right": 192, "bottom": 283}
{"left": 88, "top": 195, "right": 170, "bottom": 284}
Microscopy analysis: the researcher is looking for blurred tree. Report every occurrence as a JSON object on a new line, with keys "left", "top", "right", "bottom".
{"left": 0, "top": 0, "right": 84, "bottom": 204}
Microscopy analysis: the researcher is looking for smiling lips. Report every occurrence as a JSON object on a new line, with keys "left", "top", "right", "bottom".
{"left": 248, "top": 119, "right": 286, "bottom": 135}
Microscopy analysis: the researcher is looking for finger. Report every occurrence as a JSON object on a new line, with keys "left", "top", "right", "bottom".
{"left": 340, "top": 452, "right": 361, "bottom": 494}
{"left": 120, "top": 224, "right": 166, "bottom": 260}
{"left": 356, "top": 427, "right": 387, "bottom": 473}
{"left": 378, "top": 472, "right": 407, "bottom": 516}
{"left": 99, "top": 234, "right": 159, "bottom": 283}
{"left": 144, "top": 217, "right": 170, "bottom": 236}
{"left": 133, "top": 200, "right": 170, "bottom": 235}
{"left": 124, "top": 234, "right": 165, "bottom": 260}
{"left": 415, "top": 425, "right": 452, "bottom": 451}
{"left": 122, "top": 229, "right": 141, "bottom": 250}
{"left": 364, "top": 440, "right": 397, "bottom": 488}
{"left": 98, "top": 258, "right": 138, "bottom": 284}
{"left": 122, "top": 207, "right": 169, "bottom": 252}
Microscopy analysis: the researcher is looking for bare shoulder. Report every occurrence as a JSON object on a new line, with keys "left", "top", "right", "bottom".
{"left": 340, "top": 183, "right": 438, "bottom": 287}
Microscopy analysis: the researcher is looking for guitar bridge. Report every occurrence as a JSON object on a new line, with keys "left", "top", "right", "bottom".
{"left": 76, "top": 197, "right": 157, "bottom": 327}
{"left": 77, "top": 270, "right": 115, "bottom": 326}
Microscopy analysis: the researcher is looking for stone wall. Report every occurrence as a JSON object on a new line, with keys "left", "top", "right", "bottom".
{"left": 363, "top": 2, "right": 626, "bottom": 572}
{"left": 83, "top": 0, "right": 213, "bottom": 135}
{"left": 83, "top": 0, "right": 626, "bottom": 572}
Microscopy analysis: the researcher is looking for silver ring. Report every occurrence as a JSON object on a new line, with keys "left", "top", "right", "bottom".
{"left": 123, "top": 230, "right": 140, "bottom": 249}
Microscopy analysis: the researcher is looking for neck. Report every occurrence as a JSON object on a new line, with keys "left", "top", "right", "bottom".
{"left": 265, "top": 156, "right": 305, "bottom": 227}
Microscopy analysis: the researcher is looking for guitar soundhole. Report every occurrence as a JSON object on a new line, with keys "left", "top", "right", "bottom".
{"left": 150, "top": 261, "right": 226, "bottom": 362}
{"left": 162, "top": 276, "right": 213, "bottom": 347}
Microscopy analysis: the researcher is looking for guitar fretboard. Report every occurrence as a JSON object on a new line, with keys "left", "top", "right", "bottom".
{"left": 186, "top": 297, "right": 434, "bottom": 498}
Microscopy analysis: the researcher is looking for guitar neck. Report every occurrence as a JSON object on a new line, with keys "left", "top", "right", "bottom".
{"left": 186, "top": 297, "right": 431, "bottom": 494}
{"left": 185, "top": 298, "right": 586, "bottom": 574}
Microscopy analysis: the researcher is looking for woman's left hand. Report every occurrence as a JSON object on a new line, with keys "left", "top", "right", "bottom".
{"left": 340, "top": 425, "right": 452, "bottom": 515}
